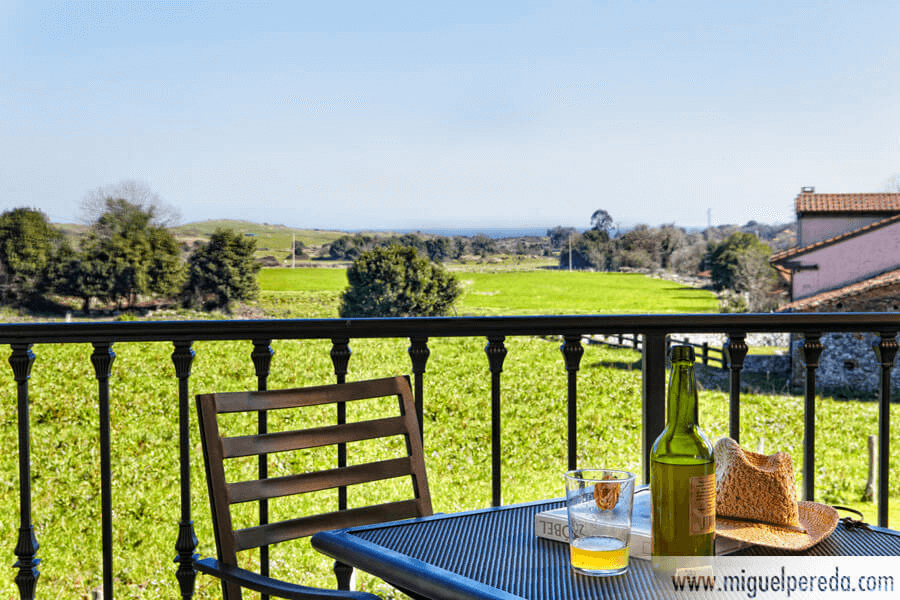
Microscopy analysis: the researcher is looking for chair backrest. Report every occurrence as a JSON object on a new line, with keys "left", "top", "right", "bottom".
{"left": 196, "top": 376, "right": 433, "bottom": 585}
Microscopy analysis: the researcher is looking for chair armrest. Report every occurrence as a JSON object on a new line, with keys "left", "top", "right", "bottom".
{"left": 194, "top": 557, "right": 380, "bottom": 600}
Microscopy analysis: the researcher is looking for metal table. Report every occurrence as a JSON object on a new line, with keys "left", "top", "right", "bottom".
{"left": 311, "top": 499, "right": 900, "bottom": 600}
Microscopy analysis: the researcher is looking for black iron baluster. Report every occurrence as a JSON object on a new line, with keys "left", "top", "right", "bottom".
{"left": 642, "top": 333, "right": 667, "bottom": 485}
{"left": 723, "top": 333, "right": 747, "bottom": 443}
{"left": 408, "top": 337, "right": 430, "bottom": 441}
{"left": 171, "top": 341, "right": 198, "bottom": 600}
{"left": 560, "top": 335, "right": 584, "bottom": 471}
{"left": 329, "top": 338, "right": 352, "bottom": 589}
{"left": 330, "top": 338, "right": 351, "bottom": 513}
{"left": 330, "top": 337, "right": 351, "bottom": 386}
{"left": 800, "top": 334, "right": 823, "bottom": 502}
{"left": 873, "top": 331, "right": 898, "bottom": 528}
{"left": 251, "top": 340, "right": 274, "bottom": 600}
{"left": 485, "top": 336, "right": 507, "bottom": 507}
{"left": 90, "top": 342, "right": 116, "bottom": 600}
{"left": 10, "top": 343, "right": 39, "bottom": 600}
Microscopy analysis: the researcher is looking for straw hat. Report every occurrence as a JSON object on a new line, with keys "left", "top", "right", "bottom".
{"left": 715, "top": 437, "right": 839, "bottom": 551}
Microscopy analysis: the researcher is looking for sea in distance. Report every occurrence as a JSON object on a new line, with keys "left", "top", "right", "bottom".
{"left": 389, "top": 227, "right": 552, "bottom": 239}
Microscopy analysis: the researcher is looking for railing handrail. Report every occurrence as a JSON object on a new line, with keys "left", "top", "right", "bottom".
{"left": 2, "top": 311, "right": 899, "bottom": 344}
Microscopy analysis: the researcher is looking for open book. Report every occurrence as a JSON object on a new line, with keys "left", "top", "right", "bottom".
{"left": 534, "top": 488, "right": 750, "bottom": 560}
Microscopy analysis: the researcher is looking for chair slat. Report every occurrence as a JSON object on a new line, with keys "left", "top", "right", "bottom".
{"left": 205, "top": 377, "right": 410, "bottom": 414}
{"left": 227, "top": 457, "right": 415, "bottom": 504}
{"left": 233, "top": 500, "right": 421, "bottom": 552}
{"left": 222, "top": 416, "right": 407, "bottom": 458}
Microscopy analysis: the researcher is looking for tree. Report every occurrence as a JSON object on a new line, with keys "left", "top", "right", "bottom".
{"left": 57, "top": 236, "right": 116, "bottom": 312}
{"left": 328, "top": 234, "right": 375, "bottom": 260}
{"left": 451, "top": 237, "right": 467, "bottom": 259}
{"left": 547, "top": 226, "right": 577, "bottom": 249}
{"left": 146, "top": 226, "right": 184, "bottom": 298}
{"left": 656, "top": 224, "right": 689, "bottom": 269}
{"left": 75, "top": 197, "right": 184, "bottom": 308}
{"left": 558, "top": 230, "right": 610, "bottom": 270}
{"left": 733, "top": 247, "right": 781, "bottom": 312}
{"left": 339, "top": 245, "right": 460, "bottom": 317}
{"left": 182, "top": 228, "right": 260, "bottom": 311}
{"left": 668, "top": 238, "right": 707, "bottom": 275}
{"left": 613, "top": 224, "right": 658, "bottom": 269}
{"left": 0, "top": 208, "right": 70, "bottom": 305}
{"left": 79, "top": 179, "right": 181, "bottom": 227}
{"left": 469, "top": 234, "right": 496, "bottom": 257}
{"left": 590, "top": 209, "right": 614, "bottom": 239}
{"left": 424, "top": 237, "right": 452, "bottom": 262}
{"left": 705, "top": 232, "right": 772, "bottom": 292}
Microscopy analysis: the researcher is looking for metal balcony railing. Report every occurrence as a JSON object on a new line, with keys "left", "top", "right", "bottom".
{"left": 2, "top": 312, "right": 898, "bottom": 600}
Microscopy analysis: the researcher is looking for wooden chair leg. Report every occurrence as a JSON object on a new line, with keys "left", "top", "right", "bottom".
{"left": 334, "top": 560, "right": 354, "bottom": 590}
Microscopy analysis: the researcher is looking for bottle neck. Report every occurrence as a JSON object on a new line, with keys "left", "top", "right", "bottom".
{"left": 666, "top": 360, "right": 699, "bottom": 431}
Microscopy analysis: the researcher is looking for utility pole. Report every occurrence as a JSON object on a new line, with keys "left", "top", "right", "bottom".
{"left": 568, "top": 235, "right": 572, "bottom": 271}
{"left": 292, "top": 233, "right": 296, "bottom": 269}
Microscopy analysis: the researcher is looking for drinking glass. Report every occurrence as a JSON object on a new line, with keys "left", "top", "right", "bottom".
{"left": 564, "top": 468, "right": 636, "bottom": 576}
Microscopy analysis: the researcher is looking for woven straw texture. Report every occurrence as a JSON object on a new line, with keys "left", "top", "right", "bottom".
{"left": 715, "top": 437, "right": 802, "bottom": 528}
{"left": 718, "top": 502, "right": 840, "bottom": 551}
{"left": 714, "top": 437, "right": 839, "bottom": 550}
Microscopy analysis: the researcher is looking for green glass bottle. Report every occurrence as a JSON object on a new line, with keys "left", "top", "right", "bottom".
{"left": 650, "top": 345, "right": 715, "bottom": 564}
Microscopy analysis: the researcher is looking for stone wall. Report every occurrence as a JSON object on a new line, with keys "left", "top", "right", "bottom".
{"left": 786, "top": 283, "right": 900, "bottom": 392}
{"left": 744, "top": 354, "right": 791, "bottom": 374}
{"left": 790, "top": 332, "right": 900, "bottom": 393}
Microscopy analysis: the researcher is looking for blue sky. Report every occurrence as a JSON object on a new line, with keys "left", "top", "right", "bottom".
{"left": 2, "top": 1, "right": 899, "bottom": 232}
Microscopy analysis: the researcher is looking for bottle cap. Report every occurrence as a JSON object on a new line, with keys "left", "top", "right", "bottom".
{"left": 670, "top": 345, "right": 695, "bottom": 362}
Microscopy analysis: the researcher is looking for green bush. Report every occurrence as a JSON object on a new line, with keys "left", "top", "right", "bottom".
{"left": 181, "top": 228, "right": 260, "bottom": 312}
{"left": 339, "top": 245, "right": 460, "bottom": 317}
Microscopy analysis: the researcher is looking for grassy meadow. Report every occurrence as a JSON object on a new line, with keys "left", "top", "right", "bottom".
{"left": 257, "top": 267, "right": 719, "bottom": 317}
{"left": 1, "top": 266, "right": 897, "bottom": 599}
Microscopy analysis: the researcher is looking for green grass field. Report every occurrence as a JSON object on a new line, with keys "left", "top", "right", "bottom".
{"left": 257, "top": 267, "right": 720, "bottom": 317}
{"left": 0, "top": 268, "right": 894, "bottom": 599}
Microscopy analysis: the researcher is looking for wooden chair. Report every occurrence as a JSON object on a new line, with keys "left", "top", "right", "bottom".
{"left": 195, "top": 376, "right": 433, "bottom": 600}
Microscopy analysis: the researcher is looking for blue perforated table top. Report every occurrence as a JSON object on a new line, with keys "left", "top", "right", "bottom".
{"left": 312, "top": 499, "right": 900, "bottom": 600}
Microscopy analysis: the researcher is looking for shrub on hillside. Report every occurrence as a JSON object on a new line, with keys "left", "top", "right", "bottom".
{"left": 181, "top": 228, "right": 260, "bottom": 312}
{"left": 339, "top": 245, "right": 460, "bottom": 317}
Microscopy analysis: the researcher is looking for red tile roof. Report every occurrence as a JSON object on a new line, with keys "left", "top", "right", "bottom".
{"left": 796, "top": 192, "right": 900, "bottom": 214}
{"left": 770, "top": 213, "right": 900, "bottom": 263}
{"left": 777, "top": 268, "right": 900, "bottom": 312}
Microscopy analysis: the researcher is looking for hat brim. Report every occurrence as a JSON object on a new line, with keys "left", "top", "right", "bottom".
{"left": 716, "top": 501, "right": 839, "bottom": 551}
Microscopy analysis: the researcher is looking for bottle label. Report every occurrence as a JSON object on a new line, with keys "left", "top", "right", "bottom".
{"left": 689, "top": 473, "right": 715, "bottom": 535}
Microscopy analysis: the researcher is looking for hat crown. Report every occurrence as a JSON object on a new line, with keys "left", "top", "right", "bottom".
{"left": 715, "top": 437, "right": 803, "bottom": 530}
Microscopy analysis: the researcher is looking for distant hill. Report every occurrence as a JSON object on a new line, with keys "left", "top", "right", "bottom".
{"left": 55, "top": 219, "right": 352, "bottom": 265}
{"left": 170, "top": 220, "right": 350, "bottom": 259}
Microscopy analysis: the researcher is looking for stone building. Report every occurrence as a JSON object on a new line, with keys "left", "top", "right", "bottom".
{"left": 770, "top": 188, "right": 900, "bottom": 392}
